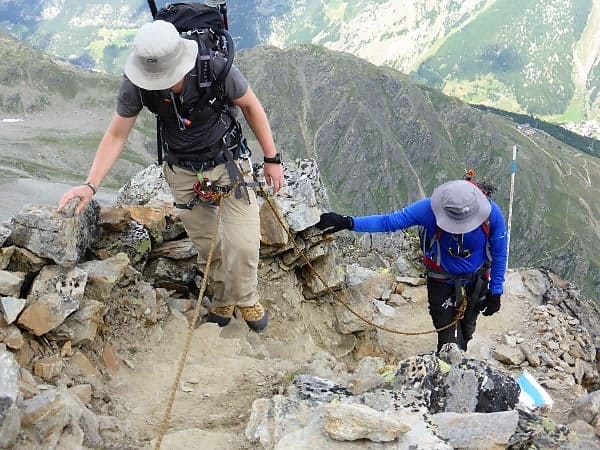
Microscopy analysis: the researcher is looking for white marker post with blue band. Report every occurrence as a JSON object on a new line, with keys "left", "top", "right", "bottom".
{"left": 507, "top": 145, "right": 518, "bottom": 265}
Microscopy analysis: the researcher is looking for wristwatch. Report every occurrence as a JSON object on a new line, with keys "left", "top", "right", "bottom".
{"left": 263, "top": 152, "right": 282, "bottom": 164}
{"left": 83, "top": 181, "right": 97, "bottom": 195}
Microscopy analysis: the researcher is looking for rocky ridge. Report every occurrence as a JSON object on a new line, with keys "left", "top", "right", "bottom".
{"left": 0, "top": 159, "right": 598, "bottom": 449}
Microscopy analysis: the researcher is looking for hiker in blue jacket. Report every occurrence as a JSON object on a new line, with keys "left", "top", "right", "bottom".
{"left": 316, "top": 179, "right": 508, "bottom": 352}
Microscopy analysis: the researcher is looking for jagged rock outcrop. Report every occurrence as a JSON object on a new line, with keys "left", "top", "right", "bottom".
{"left": 0, "top": 160, "right": 598, "bottom": 448}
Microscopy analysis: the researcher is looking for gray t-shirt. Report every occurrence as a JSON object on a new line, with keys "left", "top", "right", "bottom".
{"left": 116, "top": 55, "right": 248, "bottom": 154}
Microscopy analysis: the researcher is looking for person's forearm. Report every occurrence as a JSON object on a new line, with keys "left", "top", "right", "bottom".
{"left": 86, "top": 113, "right": 136, "bottom": 186}
{"left": 86, "top": 135, "right": 126, "bottom": 186}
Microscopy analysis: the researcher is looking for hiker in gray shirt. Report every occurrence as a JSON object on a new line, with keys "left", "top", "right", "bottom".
{"left": 58, "top": 20, "right": 283, "bottom": 332}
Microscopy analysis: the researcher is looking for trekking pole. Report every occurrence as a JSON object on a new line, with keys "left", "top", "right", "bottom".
{"left": 506, "top": 145, "right": 518, "bottom": 265}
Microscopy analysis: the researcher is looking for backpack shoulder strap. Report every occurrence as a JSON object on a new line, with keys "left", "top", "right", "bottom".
{"left": 139, "top": 88, "right": 161, "bottom": 114}
{"left": 481, "top": 218, "right": 491, "bottom": 237}
{"left": 420, "top": 226, "right": 443, "bottom": 266}
{"left": 481, "top": 217, "right": 492, "bottom": 261}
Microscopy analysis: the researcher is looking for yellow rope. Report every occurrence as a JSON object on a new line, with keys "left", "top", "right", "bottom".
{"left": 257, "top": 183, "right": 466, "bottom": 336}
{"left": 154, "top": 187, "right": 237, "bottom": 449}
{"left": 154, "top": 177, "right": 466, "bottom": 447}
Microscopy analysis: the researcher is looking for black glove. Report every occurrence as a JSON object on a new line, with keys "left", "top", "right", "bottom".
{"left": 315, "top": 212, "right": 354, "bottom": 234}
{"left": 480, "top": 293, "right": 501, "bottom": 316}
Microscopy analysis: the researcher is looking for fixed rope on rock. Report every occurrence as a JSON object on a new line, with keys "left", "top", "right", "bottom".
{"left": 255, "top": 178, "right": 466, "bottom": 337}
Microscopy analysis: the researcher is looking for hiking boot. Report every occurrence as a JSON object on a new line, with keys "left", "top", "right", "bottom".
{"left": 206, "top": 305, "right": 235, "bottom": 327}
{"left": 238, "top": 303, "right": 268, "bottom": 332}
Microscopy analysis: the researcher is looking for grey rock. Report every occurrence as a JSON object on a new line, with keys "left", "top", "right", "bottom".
{"left": 291, "top": 375, "right": 353, "bottom": 404}
{"left": 345, "top": 265, "right": 378, "bottom": 286}
{"left": 301, "top": 254, "right": 345, "bottom": 298}
{"left": 493, "top": 343, "right": 526, "bottom": 366}
{"left": 7, "top": 203, "right": 99, "bottom": 265}
{"left": 0, "top": 324, "right": 24, "bottom": 350}
{"left": 0, "top": 270, "right": 24, "bottom": 297}
{"left": 572, "top": 391, "right": 600, "bottom": 424}
{"left": 521, "top": 269, "right": 548, "bottom": 298}
{"left": 143, "top": 256, "right": 198, "bottom": 294}
{"left": 542, "top": 269, "right": 600, "bottom": 354}
{"left": 0, "top": 225, "right": 11, "bottom": 247}
{"left": 0, "top": 296, "right": 26, "bottom": 324}
{"left": 115, "top": 164, "right": 174, "bottom": 206}
{"left": 432, "top": 410, "right": 519, "bottom": 449}
{"left": 50, "top": 299, "right": 108, "bottom": 345}
{"left": 29, "top": 265, "right": 87, "bottom": 302}
{"left": 324, "top": 401, "right": 410, "bottom": 442}
{"left": 267, "top": 158, "right": 329, "bottom": 233}
{"left": 77, "top": 252, "right": 130, "bottom": 300}
{"left": 444, "top": 367, "right": 479, "bottom": 413}
{"left": 150, "top": 238, "right": 198, "bottom": 260}
{"left": 18, "top": 293, "right": 80, "bottom": 336}
{"left": 0, "top": 350, "right": 21, "bottom": 449}
{"left": 510, "top": 408, "right": 576, "bottom": 448}
{"left": 91, "top": 221, "right": 151, "bottom": 272}
{"left": 393, "top": 352, "right": 520, "bottom": 414}
{"left": 20, "top": 388, "right": 88, "bottom": 449}
{"left": 333, "top": 286, "right": 375, "bottom": 334}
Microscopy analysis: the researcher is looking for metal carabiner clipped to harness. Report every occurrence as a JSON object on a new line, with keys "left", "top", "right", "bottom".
{"left": 193, "top": 175, "right": 215, "bottom": 200}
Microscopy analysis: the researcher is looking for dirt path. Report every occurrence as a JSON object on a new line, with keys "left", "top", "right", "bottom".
{"left": 103, "top": 270, "right": 574, "bottom": 448}
{"left": 107, "top": 315, "right": 311, "bottom": 449}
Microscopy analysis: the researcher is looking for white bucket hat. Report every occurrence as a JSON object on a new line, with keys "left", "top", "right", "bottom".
{"left": 124, "top": 20, "right": 198, "bottom": 90}
{"left": 430, "top": 180, "right": 491, "bottom": 234}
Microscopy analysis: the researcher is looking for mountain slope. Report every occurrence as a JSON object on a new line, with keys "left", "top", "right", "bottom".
{"left": 0, "top": 32, "right": 598, "bottom": 298}
{"left": 415, "top": 0, "right": 596, "bottom": 118}
{"left": 0, "top": 30, "right": 153, "bottom": 188}
{"left": 235, "top": 45, "right": 600, "bottom": 297}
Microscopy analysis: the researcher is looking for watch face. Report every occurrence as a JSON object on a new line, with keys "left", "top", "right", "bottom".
{"left": 265, "top": 153, "right": 281, "bottom": 163}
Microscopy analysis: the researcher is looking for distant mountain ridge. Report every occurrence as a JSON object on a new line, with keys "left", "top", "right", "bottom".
{"left": 1, "top": 0, "right": 598, "bottom": 128}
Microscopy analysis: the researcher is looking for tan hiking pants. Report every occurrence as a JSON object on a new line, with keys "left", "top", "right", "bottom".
{"left": 163, "top": 157, "right": 260, "bottom": 308}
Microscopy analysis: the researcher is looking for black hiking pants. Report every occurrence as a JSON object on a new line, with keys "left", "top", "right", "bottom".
{"left": 427, "top": 277, "right": 486, "bottom": 352}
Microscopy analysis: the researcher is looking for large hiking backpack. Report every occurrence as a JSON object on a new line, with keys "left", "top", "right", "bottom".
{"left": 154, "top": 2, "right": 234, "bottom": 86}
{"left": 144, "top": 1, "right": 235, "bottom": 164}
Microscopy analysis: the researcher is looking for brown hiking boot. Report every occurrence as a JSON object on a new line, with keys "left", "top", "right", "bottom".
{"left": 206, "top": 305, "right": 235, "bottom": 327}
{"left": 238, "top": 303, "right": 268, "bottom": 332}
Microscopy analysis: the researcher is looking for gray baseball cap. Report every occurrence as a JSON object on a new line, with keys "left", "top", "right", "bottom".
{"left": 124, "top": 20, "right": 198, "bottom": 90}
{"left": 430, "top": 180, "right": 491, "bottom": 234}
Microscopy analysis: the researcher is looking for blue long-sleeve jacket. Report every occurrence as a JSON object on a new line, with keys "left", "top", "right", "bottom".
{"left": 352, "top": 198, "right": 508, "bottom": 294}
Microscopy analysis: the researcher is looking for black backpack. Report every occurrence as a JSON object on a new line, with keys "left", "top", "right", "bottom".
{"left": 144, "top": 1, "right": 235, "bottom": 163}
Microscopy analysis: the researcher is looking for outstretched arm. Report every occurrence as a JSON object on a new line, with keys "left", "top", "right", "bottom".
{"left": 57, "top": 112, "right": 137, "bottom": 214}
{"left": 234, "top": 87, "right": 284, "bottom": 193}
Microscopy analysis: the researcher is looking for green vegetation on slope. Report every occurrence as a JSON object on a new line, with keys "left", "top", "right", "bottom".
{"left": 472, "top": 104, "right": 600, "bottom": 157}
{"left": 237, "top": 45, "right": 600, "bottom": 300}
{"left": 415, "top": 0, "right": 593, "bottom": 116}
